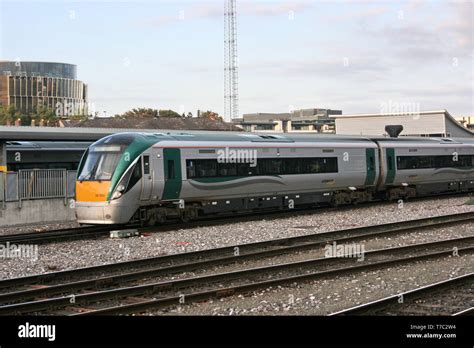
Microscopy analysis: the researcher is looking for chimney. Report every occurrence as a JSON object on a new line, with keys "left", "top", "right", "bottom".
{"left": 14, "top": 118, "right": 21, "bottom": 127}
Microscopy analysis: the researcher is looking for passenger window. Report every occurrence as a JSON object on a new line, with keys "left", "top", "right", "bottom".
{"left": 143, "top": 156, "right": 150, "bottom": 175}
{"left": 167, "top": 160, "right": 175, "bottom": 180}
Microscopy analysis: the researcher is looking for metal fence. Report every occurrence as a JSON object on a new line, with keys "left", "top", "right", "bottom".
{"left": 1, "top": 169, "right": 77, "bottom": 206}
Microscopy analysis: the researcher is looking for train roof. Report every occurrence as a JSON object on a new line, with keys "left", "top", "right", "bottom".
{"left": 371, "top": 137, "right": 474, "bottom": 145}
{"left": 98, "top": 132, "right": 376, "bottom": 144}
{"left": 96, "top": 132, "right": 474, "bottom": 146}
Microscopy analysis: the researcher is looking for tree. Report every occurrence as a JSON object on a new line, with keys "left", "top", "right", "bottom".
{"left": 35, "top": 106, "right": 57, "bottom": 125}
{"left": 121, "top": 108, "right": 159, "bottom": 119}
{"left": 0, "top": 105, "right": 17, "bottom": 125}
{"left": 158, "top": 109, "right": 181, "bottom": 118}
{"left": 200, "top": 110, "right": 223, "bottom": 121}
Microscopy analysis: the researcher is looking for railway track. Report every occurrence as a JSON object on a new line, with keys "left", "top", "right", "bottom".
{"left": 1, "top": 193, "right": 471, "bottom": 245}
{"left": 0, "top": 225, "right": 127, "bottom": 245}
{"left": 0, "top": 215, "right": 472, "bottom": 315}
{"left": 0, "top": 212, "right": 471, "bottom": 292}
{"left": 330, "top": 273, "right": 474, "bottom": 316}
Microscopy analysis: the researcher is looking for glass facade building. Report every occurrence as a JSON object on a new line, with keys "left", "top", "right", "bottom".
{"left": 0, "top": 61, "right": 88, "bottom": 115}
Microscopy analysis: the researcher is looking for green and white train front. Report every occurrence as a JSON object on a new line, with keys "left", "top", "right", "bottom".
{"left": 75, "top": 133, "right": 163, "bottom": 224}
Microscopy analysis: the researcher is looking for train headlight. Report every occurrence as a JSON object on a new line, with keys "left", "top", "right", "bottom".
{"left": 111, "top": 191, "right": 122, "bottom": 200}
{"left": 111, "top": 184, "right": 126, "bottom": 200}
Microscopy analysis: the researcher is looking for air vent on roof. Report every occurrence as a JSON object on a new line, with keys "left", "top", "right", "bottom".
{"left": 239, "top": 134, "right": 294, "bottom": 143}
{"left": 385, "top": 125, "right": 404, "bottom": 138}
{"left": 199, "top": 149, "right": 216, "bottom": 154}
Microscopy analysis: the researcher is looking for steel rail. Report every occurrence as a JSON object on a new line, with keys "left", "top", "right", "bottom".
{"left": 0, "top": 225, "right": 127, "bottom": 244}
{"left": 330, "top": 273, "right": 474, "bottom": 316}
{"left": 0, "top": 212, "right": 471, "bottom": 293}
{"left": 0, "top": 236, "right": 472, "bottom": 315}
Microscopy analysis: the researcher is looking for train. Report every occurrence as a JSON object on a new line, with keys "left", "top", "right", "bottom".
{"left": 74, "top": 132, "right": 474, "bottom": 225}
{"left": 5, "top": 141, "right": 90, "bottom": 171}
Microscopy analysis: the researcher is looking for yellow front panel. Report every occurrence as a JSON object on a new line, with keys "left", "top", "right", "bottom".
{"left": 76, "top": 181, "right": 111, "bottom": 202}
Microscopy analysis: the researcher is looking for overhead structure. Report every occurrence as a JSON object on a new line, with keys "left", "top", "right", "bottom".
{"left": 224, "top": 0, "right": 239, "bottom": 122}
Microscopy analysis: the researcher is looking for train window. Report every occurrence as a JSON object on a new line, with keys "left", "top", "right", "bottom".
{"left": 186, "top": 157, "right": 338, "bottom": 179}
{"left": 143, "top": 156, "right": 150, "bottom": 175}
{"left": 186, "top": 159, "right": 217, "bottom": 178}
{"left": 186, "top": 160, "right": 196, "bottom": 179}
{"left": 218, "top": 162, "right": 237, "bottom": 176}
{"left": 167, "top": 160, "right": 175, "bottom": 180}
{"left": 260, "top": 159, "right": 281, "bottom": 175}
{"left": 236, "top": 162, "right": 256, "bottom": 176}
{"left": 397, "top": 155, "right": 474, "bottom": 170}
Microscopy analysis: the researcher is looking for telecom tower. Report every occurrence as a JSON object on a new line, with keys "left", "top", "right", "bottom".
{"left": 224, "top": 0, "right": 239, "bottom": 122}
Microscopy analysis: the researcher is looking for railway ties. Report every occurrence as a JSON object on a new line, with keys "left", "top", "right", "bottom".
{"left": 0, "top": 213, "right": 471, "bottom": 315}
{"left": 331, "top": 273, "right": 474, "bottom": 316}
{"left": 0, "top": 224, "right": 130, "bottom": 245}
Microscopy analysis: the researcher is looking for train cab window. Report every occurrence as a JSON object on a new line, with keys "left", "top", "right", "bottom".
{"left": 143, "top": 156, "right": 150, "bottom": 175}
{"left": 124, "top": 161, "right": 142, "bottom": 193}
{"left": 167, "top": 160, "right": 175, "bottom": 180}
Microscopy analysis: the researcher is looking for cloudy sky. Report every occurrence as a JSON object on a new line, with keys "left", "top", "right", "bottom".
{"left": 0, "top": 0, "right": 472, "bottom": 118}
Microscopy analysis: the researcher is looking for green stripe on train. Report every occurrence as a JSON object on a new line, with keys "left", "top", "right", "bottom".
{"left": 162, "top": 148, "right": 182, "bottom": 200}
{"left": 385, "top": 148, "right": 396, "bottom": 184}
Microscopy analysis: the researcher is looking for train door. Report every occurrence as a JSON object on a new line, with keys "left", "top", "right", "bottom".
{"left": 385, "top": 148, "right": 396, "bottom": 185}
{"left": 140, "top": 154, "right": 153, "bottom": 200}
{"left": 162, "top": 148, "right": 182, "bottom": 200}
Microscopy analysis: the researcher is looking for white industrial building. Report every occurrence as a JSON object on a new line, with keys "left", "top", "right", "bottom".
{"left": 234, "top": 108, "right": 342, "bottom": 133}
{"left": 333, "top": 110, "right": 473, "bottom": 138}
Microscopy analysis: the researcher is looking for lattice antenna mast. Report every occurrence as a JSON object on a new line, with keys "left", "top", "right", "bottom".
{"left": 224, "top": 0, "right": 239, "bottom": 122}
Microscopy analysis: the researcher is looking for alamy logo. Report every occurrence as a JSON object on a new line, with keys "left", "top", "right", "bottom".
{"left": 217, "top": 147, "right": 257, "bottom": 167}
{"left": 324, "top": 241, "right": 365, "bottom": 261}
{"left": 18, "top": 322, "right": 56, "bottom": 341}
{"left": 0, "top": 242, "right": 38, "bottom": 261}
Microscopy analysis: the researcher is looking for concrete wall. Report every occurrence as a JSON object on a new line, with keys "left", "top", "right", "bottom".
{"left": 0, "top": 198, "right": 76, "bottom": 227}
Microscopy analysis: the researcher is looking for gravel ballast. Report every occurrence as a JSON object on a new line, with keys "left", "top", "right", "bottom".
{"left": 156, "top": 253, "right": 473, "bottom": 316}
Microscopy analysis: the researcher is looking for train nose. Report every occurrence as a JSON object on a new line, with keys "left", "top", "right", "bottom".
{"left": 75, "top": 202, "right": 130, "bottom": 224}
{"left": 76, "top": 181, "right": 111, "bottom": 202}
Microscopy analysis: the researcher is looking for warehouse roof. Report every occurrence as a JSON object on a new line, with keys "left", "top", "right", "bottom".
{"left": 332, "top": 110, "right": 474, "bottom": 137}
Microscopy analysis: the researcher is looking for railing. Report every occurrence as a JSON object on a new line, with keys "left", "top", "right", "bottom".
{"left": 0, "top": 169, "right": 77, "bottom": 207}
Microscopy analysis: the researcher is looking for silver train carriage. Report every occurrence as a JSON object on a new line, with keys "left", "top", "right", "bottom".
{"left": 75, "top": 132, "right": 474, "bottom": 225}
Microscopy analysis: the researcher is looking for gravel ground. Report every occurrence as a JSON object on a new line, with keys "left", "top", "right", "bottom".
{"left": 0, "top": 196, "right": 473, "bottom": 281}
{"left": 155, "top": 253, "right": 473, "bottom": 316}
{"left": 0, "top": 221, "right": 79, "bottom": 236}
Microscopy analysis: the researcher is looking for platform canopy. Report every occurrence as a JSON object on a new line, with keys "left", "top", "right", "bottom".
{"left": 0, "top": 126, "right": 237, "bottom": 142}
